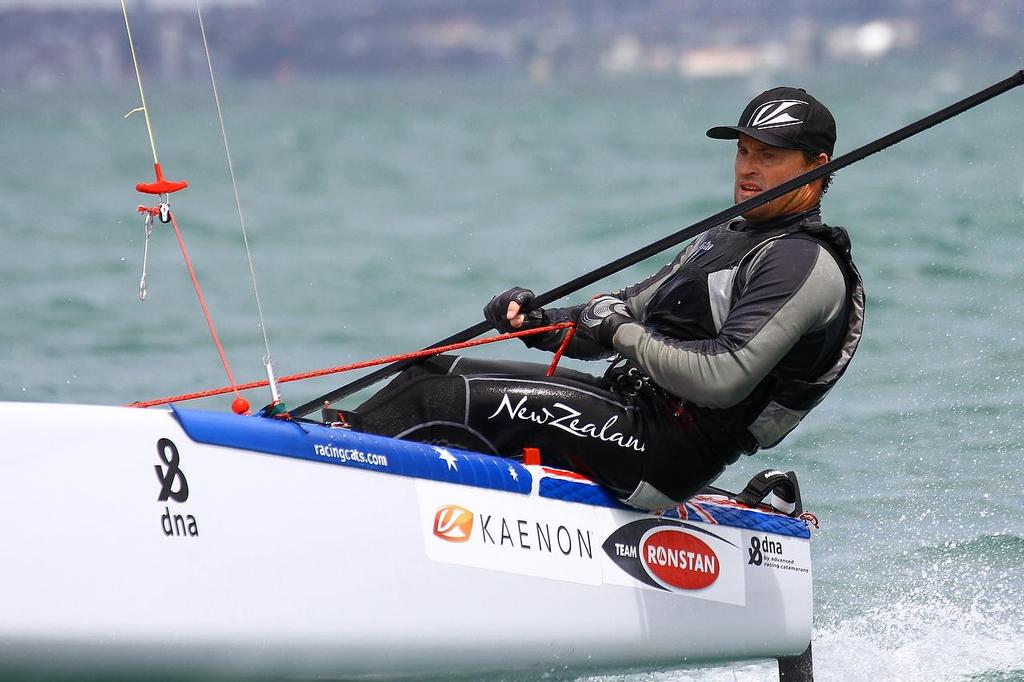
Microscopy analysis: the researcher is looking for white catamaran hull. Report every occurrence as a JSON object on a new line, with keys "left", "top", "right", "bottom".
{"left": 0, "top": 402, "right": 812, "bottom": 678}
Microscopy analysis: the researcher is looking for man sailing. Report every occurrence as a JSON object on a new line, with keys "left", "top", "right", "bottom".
{"left": 348, "top": 87, "right": 865, "bottom": 511}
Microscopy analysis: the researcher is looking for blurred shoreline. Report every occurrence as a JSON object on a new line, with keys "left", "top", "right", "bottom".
{"left": 1, "top": 1, "right": 1021, "bottom": 88}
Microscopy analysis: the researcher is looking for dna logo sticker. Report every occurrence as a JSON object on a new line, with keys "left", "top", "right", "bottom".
{"left": 154, "top": 438, "right": 199, "bottom": 538}
{"left": 155, "top": 438, "right": 189, "bottom": 502}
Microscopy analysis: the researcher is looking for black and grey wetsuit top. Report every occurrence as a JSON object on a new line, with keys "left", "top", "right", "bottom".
{"left": 532, "top": 207, "right": 864, "bottom": 472}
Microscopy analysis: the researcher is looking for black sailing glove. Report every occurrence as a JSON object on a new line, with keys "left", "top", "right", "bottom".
{"left": 484, "top": 287, "right": 545, "bottom": 333}
{"left": 576, "top": 295, "right": 636, "bottom": 349}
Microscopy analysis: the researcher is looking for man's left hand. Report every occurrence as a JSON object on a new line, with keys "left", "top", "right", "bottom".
{"left": 577, "top": 295, "right": 636, "bottom": 349}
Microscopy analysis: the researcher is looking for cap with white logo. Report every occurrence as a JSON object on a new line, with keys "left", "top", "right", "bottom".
{"left": 706, "top": 86, "right": 836, "bottom": 156}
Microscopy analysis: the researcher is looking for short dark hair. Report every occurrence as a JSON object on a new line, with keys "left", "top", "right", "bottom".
{"left": 803, "top": 150, "right": 833, "bottom": 195}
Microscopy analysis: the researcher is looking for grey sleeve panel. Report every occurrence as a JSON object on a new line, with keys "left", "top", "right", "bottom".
{"left": 706, "top": 267, "right": 738, "bottom": 332}
{"left": 612, "top": 240, "right": 847, "bottom": 408}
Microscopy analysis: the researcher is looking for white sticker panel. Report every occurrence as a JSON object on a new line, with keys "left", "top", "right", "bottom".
{"left": 417, "top": 481, "right": 603, "bottom": 586}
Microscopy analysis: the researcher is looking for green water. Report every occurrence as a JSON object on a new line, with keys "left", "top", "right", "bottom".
{"left": 2, "top": 57, "right": 1024, "bottom": 680}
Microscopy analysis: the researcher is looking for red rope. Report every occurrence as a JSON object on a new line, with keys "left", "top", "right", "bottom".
{"left": 128, "top": 321, "right": 575, "bottom": 409}
{"left": 546, "top": 324, "right": 576, "bottom": 376}
{"left": 168, "top": 210, "right": 242, "bottom": 400}
{"left": 139, "top": 205, "right": 243, "bottom": 403}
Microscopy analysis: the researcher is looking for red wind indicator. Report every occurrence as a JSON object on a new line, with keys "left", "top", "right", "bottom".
{"left": 137, "top": 162, "right": 188, "bottom": 195}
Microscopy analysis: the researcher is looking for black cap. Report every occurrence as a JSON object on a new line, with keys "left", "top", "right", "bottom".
{"left": 706, "top": 86, "right": 836, "bottom": 156}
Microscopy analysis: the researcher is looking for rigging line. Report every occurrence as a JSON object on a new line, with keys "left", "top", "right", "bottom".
{"left": 194, "top": 0, "right": 275, "bottom": 369}
{"left": 167, "top": 209, "right": 242, "bottom": 400}
{"left": 119, "top": 0, "right": 159, "bottom": 165}
{"left": 126, "top": 322, "right": 575, "bottom": 408}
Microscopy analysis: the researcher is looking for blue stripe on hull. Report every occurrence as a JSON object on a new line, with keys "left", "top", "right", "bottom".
{"left": 171, "top": 406, "right": 532, "bottom": 494}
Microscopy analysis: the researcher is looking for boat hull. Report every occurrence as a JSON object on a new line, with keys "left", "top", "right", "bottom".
{"left": 0, "top": 402, "right": 813, "bottom": 678}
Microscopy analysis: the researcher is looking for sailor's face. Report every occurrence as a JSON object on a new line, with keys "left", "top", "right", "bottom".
{"left": 734, "top": 134, "right": 827, "bottom": 222}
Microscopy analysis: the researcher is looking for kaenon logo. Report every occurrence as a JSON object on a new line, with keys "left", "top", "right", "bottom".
{"left": 747, "top": 100, "right": 807, "bottom": 129}
{"left": 433, "top": 505, "right": 474, "bottom": 543}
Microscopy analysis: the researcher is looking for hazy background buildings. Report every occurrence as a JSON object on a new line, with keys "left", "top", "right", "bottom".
{"left": 1, "top": 0, "right": 1022, "bottom": 87}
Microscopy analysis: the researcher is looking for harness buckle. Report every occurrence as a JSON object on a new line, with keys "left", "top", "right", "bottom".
{"left": 604, "top": 358, "right": 654, "bottom": 400}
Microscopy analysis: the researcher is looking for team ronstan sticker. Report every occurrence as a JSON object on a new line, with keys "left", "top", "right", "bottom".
{"left": 602, "top": 518, "right": 744, "bottom": 602}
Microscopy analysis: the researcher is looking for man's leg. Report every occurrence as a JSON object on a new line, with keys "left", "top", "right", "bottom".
{"left": 352, "top": 355, "right": 500, "bottom": 454}
{"left": 352, "top": 355, "right": 647, "bottom": 496}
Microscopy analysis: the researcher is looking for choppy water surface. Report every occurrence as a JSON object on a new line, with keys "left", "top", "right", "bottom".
{"left": 2, "top": 58, "right": 1023, "bottom": 680}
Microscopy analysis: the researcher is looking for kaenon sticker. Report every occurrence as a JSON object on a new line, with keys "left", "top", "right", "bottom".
{"left": 416, "top": 481, "right": 602, "bottom": 586}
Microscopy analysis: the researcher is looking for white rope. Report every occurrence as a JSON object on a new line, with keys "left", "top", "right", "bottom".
{"left": 194, "top": 0, "right": 279, "bottom": 399}
{"left": 120, "top": 0, "right": 159, "bottom": 164}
